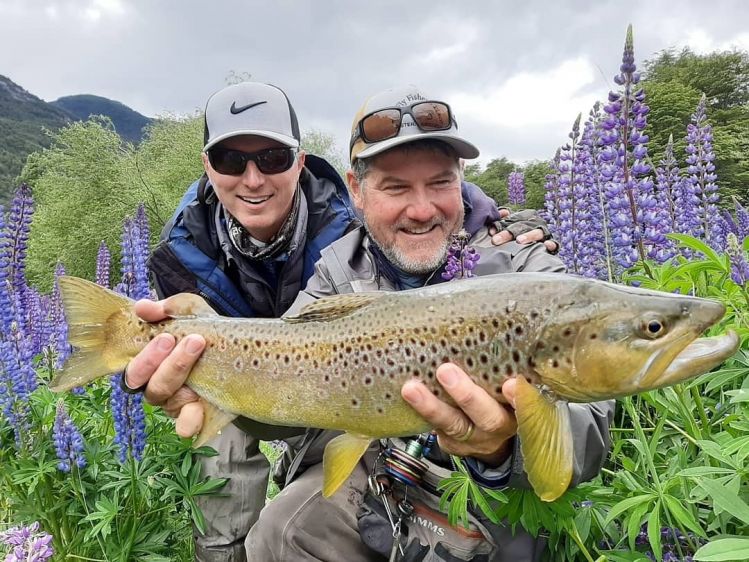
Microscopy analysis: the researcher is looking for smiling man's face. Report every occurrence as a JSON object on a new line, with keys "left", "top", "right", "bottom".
{"left": 202, "top": 135, "right": 305, "bottom": 242}
{"left": 348, "top": 146, "right": 464, "bottom": 275}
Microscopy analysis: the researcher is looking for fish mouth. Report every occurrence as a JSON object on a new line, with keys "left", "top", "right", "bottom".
{"left": 643, "top": 330, "right": 740, "bottom": 389}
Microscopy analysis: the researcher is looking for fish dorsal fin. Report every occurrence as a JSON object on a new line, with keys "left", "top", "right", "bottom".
{"left": 284, "top": 292, "right": 385, "bottom": 323}
{"left": 513, "top": 377, "right": 573, "bottom": 502}
{"left": 322, "top": 433, "right": 373, "bottom": 497}
{"left": 193, "top": 399, "right": 237, "bottom": 448}
{"left": 163, "top": 293, "right": 218, "bottom": 318}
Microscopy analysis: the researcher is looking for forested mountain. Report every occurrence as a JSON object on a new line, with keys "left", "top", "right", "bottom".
{"left": 0, "top": 75, "right": 70, "bottom": 202}
{"left": 51, "top": 94, "right": 151, "bottom": 144}
{"left": 0, "top": 75, "right": 152, "bottom": 203}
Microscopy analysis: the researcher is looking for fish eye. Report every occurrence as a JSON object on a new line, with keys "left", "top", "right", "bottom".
{"left": 642, "top": 318, "right": 665, "bottom": 338}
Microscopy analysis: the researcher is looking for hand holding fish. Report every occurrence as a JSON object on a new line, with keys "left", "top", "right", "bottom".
{"left": 402, "top": 364, "right": 518, "bottom": 467}
{"left": 490, "top": 208, "right": 558, "bottom": 253}
{"left": 126, "top": 298, "right": 205, "bottom": 437}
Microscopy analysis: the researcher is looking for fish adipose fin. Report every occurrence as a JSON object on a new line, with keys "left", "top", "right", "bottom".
{"left": 50, "top": 277, "right": 133, "bottom": 392}
{"left": 322, "top": 433, "right": 373, "bottom": 497}
{"left": 194, "top": 400, "right": 238, "bottom": 448}
{"left": 284, "top": 293, "right": 385, "bottom": 323}
{"left": 514, "top": 377, "right": 573, "bottom": 502}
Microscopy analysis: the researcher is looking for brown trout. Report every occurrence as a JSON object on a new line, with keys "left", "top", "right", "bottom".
{"left": 50, "top": 274, "right": 739, "bottom": 501}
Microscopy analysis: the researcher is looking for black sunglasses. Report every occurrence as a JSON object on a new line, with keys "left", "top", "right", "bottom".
{"left": 349, "top": 101, "right": 455, "bottom": 152}
{"left": 207, "top": 146, "right": 297, "bottom": 176}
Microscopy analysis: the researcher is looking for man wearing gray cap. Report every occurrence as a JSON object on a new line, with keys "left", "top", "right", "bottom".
{"left": 125, "top": 81, "right": 557, "bottom": 561}
{"left": 241, "top": 85, "right": 613, "bottom": 561}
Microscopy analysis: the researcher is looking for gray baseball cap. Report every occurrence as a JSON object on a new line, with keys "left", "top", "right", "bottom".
{"left": 203, "top": 82, "right": 301, "bottom": 151}
{"left": 349, "top": 85, "right": 479, "bottom": 163}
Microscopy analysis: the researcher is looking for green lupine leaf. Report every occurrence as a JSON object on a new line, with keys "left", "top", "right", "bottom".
{"left": 694, "top": 538, "right": 749, "bottom": 561}
{"left": 698, "top": 478, "right": 749, "bottom": 525}
{"left": 604, "top": 494, "right": 655, "bottom": 527}
{"left": 647, "top": 499, "right": 662, "bottom": 562}
{"left": 663, "top": 494, "right": 706, "bottom": 537}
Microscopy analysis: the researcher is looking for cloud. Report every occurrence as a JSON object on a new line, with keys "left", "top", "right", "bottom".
{"left": 449, "top": 57, "right": 599, "bottom": 129}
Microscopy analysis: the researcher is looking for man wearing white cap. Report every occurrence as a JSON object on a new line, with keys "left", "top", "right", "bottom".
{"left": 124, "top": 82, "right": 558, "bottom": 561}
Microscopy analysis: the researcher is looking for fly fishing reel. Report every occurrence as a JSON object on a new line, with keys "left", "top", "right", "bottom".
{"left": 382, "top": 431, "right": 437, "bottom": 488}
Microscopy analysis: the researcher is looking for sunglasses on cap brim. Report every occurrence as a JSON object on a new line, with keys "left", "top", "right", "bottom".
{"left": 207, "top": 146, "right": 297, "bottom": 176}
{"left": 349, "top": 101, "right": 455, "bottom": 153}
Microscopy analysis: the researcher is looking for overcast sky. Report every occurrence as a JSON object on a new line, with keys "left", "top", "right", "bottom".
{"left": 2, "top": 0, "right": 748, "bottom": 167}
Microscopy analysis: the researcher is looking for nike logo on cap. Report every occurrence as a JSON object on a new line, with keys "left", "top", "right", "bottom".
{"left": 230, "top": 100, "right": 268, "bottom": 114}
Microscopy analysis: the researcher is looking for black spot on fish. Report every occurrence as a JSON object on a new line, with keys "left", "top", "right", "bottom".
{"left": 505, "top": 333, "right": 512, "bottom": 345}
{"left": 432, "top": 389, "right": 440, "bottom": 397}
{"left": 252, "top": 359, "right": 260, "bottom": 368}
{"left": 552, "top": 345, "right": 560, "bottom": 353}
{"left": 552, "top": 359, "right": 559, "bottom": 368}
{"left": 364, "top": 376, "right": 373, "bottom": 385}
{"left": 377, "top": 407, "right": 384, "bottom": 414}
{"left": 505, "top": 364, "right": 513, "bottom": 376}
{"left": 515, "top": 326, "right": 523, "bottom": 336}
{"left": 482, "top": 373, "right": 490, "bottom": 381}
{"left": 492, "top": 319, "right": 500, "bottom": 329}
{"left": 512, "top": 350, "right": 520, "bottom": 363}
{"left": 479, "top": 354, "right": 489, "bottom": 365}
{"left": 387, "top": 358, "right": 395, "bottom": 367}
{"left": 589, "top": 333, "right": 598, "bottom": 340}
{"left": 352, "top": 398, "right": 359, "bottom": 407}
{"left": 530, "top": 310, "right": 539, "bottom": 320}
{"left": 385, "top": 392, "right": 392, "bottom": 400}
{"left": 466, "top": 357, "right": 475, "bottom": 369}
{"left": 478, "top": 331, "right": 487, "bottom": 343}
{"left": 345, "top": 345, "right": 352, "bottom": 353}
{"left": 341, "top": 381, "right": 347, "bottom": 388}
{"left": 324, "top": 374, "right": 330, "bottom": 382}
{"left": 405, "top": 348, "right": 412, "bottom": 358}
{"left": 450, "top": 346, "right": 461, "bottom": 355}
{"left": 563, "top": 328, "right": 573, "bottom": 338}
{"left": 284, "top": 356, "right": 290, "bottom": 365}
{"left": 419, "top": 354, "right": 427, "bottom": 364}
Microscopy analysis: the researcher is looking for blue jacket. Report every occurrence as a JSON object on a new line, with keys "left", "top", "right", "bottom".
{"left": 148, "top": 155, "right": 358, "bottom": 319}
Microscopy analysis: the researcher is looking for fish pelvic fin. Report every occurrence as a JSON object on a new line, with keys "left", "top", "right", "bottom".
{"left": 193, "top": 400, "right": 238, "bottom": 448}
{"left": 163, "top": 293, "right": 218, "bottom": 318}
{"left": 49, "top": 277, "right": 134, "bottom": 392}
{"left": 322, "top": 433, "right": 373, "bottom": 498}
{"left": 514, "top": 377, "right": 573, "bottom": 502}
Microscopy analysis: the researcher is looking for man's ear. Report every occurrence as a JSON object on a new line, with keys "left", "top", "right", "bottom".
{"left": 346, "top": 169, "right": 364, "bottom": 209}
{"left": 202, "top": 152, "right": 211, "bottom": 173}
{"left": 296, "top": 150, "right": 306, "bottom": 171}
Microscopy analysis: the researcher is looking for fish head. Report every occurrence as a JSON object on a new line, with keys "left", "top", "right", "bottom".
{"left": 533, "top": 282, "right": 738, "bottom": 402}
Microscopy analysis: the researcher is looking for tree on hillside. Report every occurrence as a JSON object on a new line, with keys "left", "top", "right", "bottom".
{"left": 643, "top": 48, "right": 749, "bottom": 204}
{"left": 301, "top": 130, "right": 346, "bottom": 177}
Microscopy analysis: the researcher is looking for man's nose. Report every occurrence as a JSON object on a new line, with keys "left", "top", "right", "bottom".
{"left": 241, "top": 161, "right": 265, "bottom": 188}
{"left": 405, "top": 189, "right": 435, "bottom": 222}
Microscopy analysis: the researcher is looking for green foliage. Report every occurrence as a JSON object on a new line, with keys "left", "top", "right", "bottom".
{"left": 301, "top": 129, "right": 347, "bottom": 178}
{"left": 0, "top": 380, "right": 226, "bottom": 560}
{"left": 464, "top": 157, "right": 515, "bottom": 205}
{"left": 22, "top": 115, "right": 204, "bottom": 291}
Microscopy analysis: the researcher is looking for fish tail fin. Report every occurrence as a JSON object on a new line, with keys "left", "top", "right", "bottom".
{"left": 49, "top": 276, "right": 135, "bottom": 392}
{"left": 322, "top": 433, "right": 373, "bottom": 497}
{"left": 514, "top": 377, "right": 573, "bottom": 502}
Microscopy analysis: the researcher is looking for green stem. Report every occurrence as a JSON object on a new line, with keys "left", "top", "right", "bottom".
{"left": 689, "top": 386, "right": 711, "bottom": 439}
{"left": 623, "top": 398, "right": 663, "bottom": 496}
{"left": 568, "top": 521, "right": 595, "bottom": 562}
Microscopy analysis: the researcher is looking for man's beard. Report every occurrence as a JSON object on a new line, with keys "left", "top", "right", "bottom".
{"left": 362, "top": 210, "right": 464, "bottom": 276}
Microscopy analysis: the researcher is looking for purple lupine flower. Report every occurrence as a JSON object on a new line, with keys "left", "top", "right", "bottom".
{"left": 543, "top": 149, "right": 562, "bottom": 234}
{"left": 0, "top": 522, "right": 54, "bottom": 562}
{"left": 598, "top": 25, "right": 665, "bottom": 271}
{"left": 734, "top": 198, "right": 749, "bottom": 240}
{"left": 557, "top": 114, "right": 584, "bottom": 274}
{"left": 110, "top": 206, "right": 151, "bottom": 463}
{"left": 507, "top": 171, "right": 526, "bottom": 206}
{"left": 95, "top": 241, "right": 111, "bottom": 288}
{"left": 52, "top": 400, "right": 86, "bottom": 472}
{"left": 441, "top": 230, "right": 480, "bottom": 280}
{"left": 578, "top": 103, "right": 614, "bottom": 280}
{"left": 653, "top": 134, "right": 681, "bottom": 259}
{"left": 5, "top": 184, "right": 34, "bottom": 333}
{"left": 684, "top": 94, "right": 722, "bottom": 249}
{"left": 727, "top": 233, "right": 749, "bottom": 286}
{"left": 51, "top": 264, "right": 71, "bottom": 370}
{"left": 0, "top": 209, "right": 32, "bottom": 446}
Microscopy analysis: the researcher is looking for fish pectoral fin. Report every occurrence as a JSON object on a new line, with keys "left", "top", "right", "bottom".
{"left": 283, "top": 293, "right": 385, "bottom": 323}
{"left": 163, "top": 293, "right": 218, "bottom": 318}
{"left": 193, "top": 400, "right": 238, "bottom": 448}
{"left": 322, "top": 433, "right": 373, "bottom": 498}
{"left": 514, "top": 377, "right": 573, "bottom": 502}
